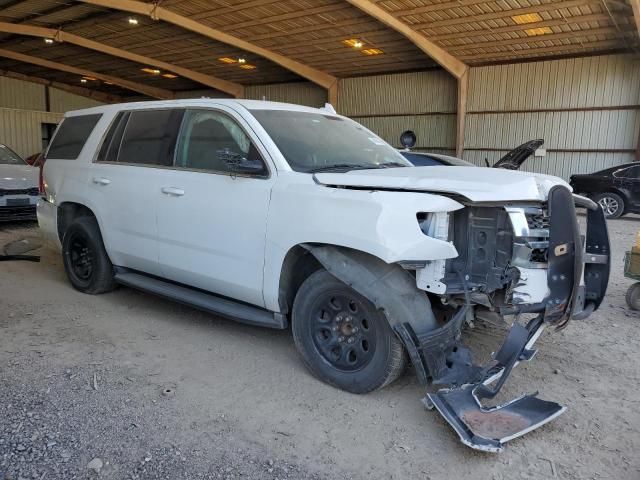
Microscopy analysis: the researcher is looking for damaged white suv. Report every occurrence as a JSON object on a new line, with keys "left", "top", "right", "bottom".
{"left": 38, "top": 99, "right": 610, "bottom": 452}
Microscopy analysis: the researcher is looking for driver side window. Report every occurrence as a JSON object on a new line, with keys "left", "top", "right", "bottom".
{"left": 175, "top": 109, "right": 266, "bottom": 175}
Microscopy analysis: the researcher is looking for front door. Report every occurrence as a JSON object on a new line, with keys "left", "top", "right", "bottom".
{"left": 156, "top": 107, "right": 274, "bottom": 307}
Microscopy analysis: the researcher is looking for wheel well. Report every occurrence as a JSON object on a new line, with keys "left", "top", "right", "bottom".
{"left": 278, "top": 245, "right": 322, "bottom": 315}
{"left": 57, "top": 202, "right": 96, "bottom": 242}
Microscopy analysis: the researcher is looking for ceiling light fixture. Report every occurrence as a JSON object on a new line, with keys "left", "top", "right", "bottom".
{"left": 80, "top": 78, "right": 87, "bottom": 83}
{"left": 82, "top": 76, "right": 97, "bottom": 81}
{"left": 162, "top": 73, "right": 178, "bottom": 79}
{"left": 218, "top": 57, "right": 237, "bottom": 64}
{"left": 361, "top": 48, "right": 383, "bottom": 55}
{"left": 44, "top": 38, "right": 54, "bottom": 44}
{"left": 141, "top": 67, "right": 161, "bottom": 74}
{"left": 128, "top": 17, "right": 139, "bottom": 25}
{"left": 342, "top": 38, "right": 364, "bottom": 49}
{"left": 525, "top": 26, "right": 553, "bottom": 36}
{"left": 512, "top": 13, "right": 543, "bottom": 24}
{"left": 238, "top": 58, "right": 246, "bottom": 64}
{"left": 239, "top": 64, "right": 257, "bottom": 70}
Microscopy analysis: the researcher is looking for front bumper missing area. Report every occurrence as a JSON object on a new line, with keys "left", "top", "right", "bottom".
{"left": 425, "top": 316, "right": 565, "bottom": 452}
{"left": 398, "top": 186, "right": 610, "bottom": 452}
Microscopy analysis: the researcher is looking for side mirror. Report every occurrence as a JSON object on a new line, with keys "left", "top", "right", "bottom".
{"left": 400, "top": 130, "right": 417, "bottom": 150}
{"left": 218, "top": 149, "right": 265, "bottom": 174}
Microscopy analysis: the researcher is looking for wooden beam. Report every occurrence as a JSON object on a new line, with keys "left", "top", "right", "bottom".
{"left": 0, "top": 21, "right": 244, "bottom": 97}
{"left": 328, "top": 81, "right": 339, "bottom": 110}
{"left": 455, "top": 70, "right": 468, "bottom": 158}
{"left": 78, "top": 0, "right": 338, "bottom": 90}
{"left": 0, "top": 69, "right": 123, "bottom": 104}
{"left": 344, "top": 0, "right": 468, "bottom": 79}
{"left": 631, "top": 0, "right": 640, "bottom": 40}
{"left": 0, "top": 48, "right": 173, "bottom": 99}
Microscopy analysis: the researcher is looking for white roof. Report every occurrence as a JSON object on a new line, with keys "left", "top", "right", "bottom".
{"left": 64, "top": 98, "right": 334, "bottom": 117}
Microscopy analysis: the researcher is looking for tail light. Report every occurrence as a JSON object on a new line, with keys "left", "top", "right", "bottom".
{"left": 38, "top": 156, "right": 46, "bottom": 197}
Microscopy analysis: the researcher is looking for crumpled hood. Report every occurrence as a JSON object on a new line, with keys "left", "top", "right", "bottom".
{"left": 314, "top": 166, "right": 570, "bottom": 202}
{"left": 0, "top": 164, "right": 39, "bottom": 190}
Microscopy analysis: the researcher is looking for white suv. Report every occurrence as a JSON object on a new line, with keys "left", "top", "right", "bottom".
{"left": 38, "top": 99, "right": 610, "bottom": 451}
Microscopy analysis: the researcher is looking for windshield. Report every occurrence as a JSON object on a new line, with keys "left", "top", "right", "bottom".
{"left": 0, "top": 144, "right": 25, "bottom": 165}
{"left": 250, "top": 109, "right": 412, "bottom": 172}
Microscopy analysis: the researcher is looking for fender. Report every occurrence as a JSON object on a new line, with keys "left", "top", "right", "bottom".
{"left": 304, "top": 244, "right": 439, "bottom": 335}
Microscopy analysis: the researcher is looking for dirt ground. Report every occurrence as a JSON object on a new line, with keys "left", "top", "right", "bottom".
{"left": 1, "top": 217, "right": 639, "bottom": 480}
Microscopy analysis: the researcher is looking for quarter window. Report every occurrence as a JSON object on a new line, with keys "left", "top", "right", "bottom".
{"left": 46, "top": 114, "right": 102, "bottom": 160}
{"left": 117, "top": 109, "right": 184, "bottom": 166}
{"left": 175, "top": 109, "right": 266, "bottom": 175}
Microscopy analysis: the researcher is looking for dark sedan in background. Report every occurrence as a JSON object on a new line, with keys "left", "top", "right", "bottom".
{"left": 570, "top": 163, "right": 640, "bottom": 219}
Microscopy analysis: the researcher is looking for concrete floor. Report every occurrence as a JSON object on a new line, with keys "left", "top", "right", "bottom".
{"left": 1, "top": 218, "right": 639, "bottom": 480}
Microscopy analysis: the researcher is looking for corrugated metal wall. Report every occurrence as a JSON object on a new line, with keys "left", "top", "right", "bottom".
{"left": 339, "top": 70, "right": 457, "bottom": 150}
{"left": 49, "top": 88, "right": 104, "bottom": 113}
{"left": 464, "top": 54, "right": 640, "bottom": 179}
{"left": 0, "top": 76, "right": 45, "bottom": 111}
{"left": 0, "top": 108, "right": 63, "bottom": 158}
{"left": 0, "top": 76, "right": 105, "bottom": 157}
{"left": 245, "top": 82, "right": 327, "bottom": 107}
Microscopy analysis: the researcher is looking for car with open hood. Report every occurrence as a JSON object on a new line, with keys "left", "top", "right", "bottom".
{"left": 399, "top": 135, "right": 544, "bottom": 170}
{"left": 37, "top": 99, "right": 609, "bottom": 452}
{"left": 0, "top": 143, "right": 39, "bottom": 222}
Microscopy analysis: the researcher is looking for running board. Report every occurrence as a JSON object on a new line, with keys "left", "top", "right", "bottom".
{"left": 114, "top": 271, "right": 286, "bottom": 329}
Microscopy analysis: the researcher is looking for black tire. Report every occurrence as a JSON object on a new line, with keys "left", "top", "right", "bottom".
{"left": 592, "top": 192, "right": 625, "bottom": 219}
{"left": 62, "top": 216, "right": 117, "bottom": 294}
{"left": 291, "top": 270, "right": 406, "bottom": 394}
{"left": 625, "top": 282, "right": 640, "bottom": 311}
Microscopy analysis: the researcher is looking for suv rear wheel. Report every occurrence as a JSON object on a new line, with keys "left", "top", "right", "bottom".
{"left": 292, "top": 270, "right": 406, "bottom": 393}
{"left": 593, "top": 192, "right": 625, "bottom": 219}
{"left": 62, "top": 216, "right": 117, "bottom": 294}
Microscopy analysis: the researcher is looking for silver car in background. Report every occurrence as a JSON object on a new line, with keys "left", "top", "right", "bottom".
{"left": 0, "top": 143, "right": 39, "bottom": 222}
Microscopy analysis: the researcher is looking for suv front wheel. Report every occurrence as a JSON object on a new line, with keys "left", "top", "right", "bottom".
{"left": 62, "top": 216, "right": 117, "bottom": 294}
{"left": 292, "top": 270, "right": 406, "bottom": 393}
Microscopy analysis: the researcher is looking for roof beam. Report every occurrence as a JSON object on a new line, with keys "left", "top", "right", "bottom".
{"left": 631, "top": 0, "right": 640, "bottom": 38}
{"left": 0, "top": 47, "right": 173, "bottom": 99}
{"left": 344, "top": 0, "right": 468, "bottom": 79}
{"left": 0, "top": 69, "right": 123, "bottom": 104}
{"left": 78, "top": 0, "right": 338, "bottom": 90}
{"left": 0, "top": 21, "right": 244, "bottom": 97}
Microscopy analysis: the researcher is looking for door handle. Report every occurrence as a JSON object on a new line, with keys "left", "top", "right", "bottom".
{"left": 161, "top": 187, "right": 185, "bottom": 197}
{"left": 92, "top": 177, "right": 111, "bottom": 185}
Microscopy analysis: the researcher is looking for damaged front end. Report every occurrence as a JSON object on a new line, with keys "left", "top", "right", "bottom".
{"left": 397, "top": 185, "right": 610, "bottom": 452}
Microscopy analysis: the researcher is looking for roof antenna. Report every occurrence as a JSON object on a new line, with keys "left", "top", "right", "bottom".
{"left": 322, "top": 103, "right": 337, "bottom": 114}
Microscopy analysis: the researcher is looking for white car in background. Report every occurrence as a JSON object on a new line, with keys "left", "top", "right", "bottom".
{"left": 0, "top": 143, "right": 39, "bottom": 222}
{"left": 37, "top": 99, "right": 609, "bottom": 452}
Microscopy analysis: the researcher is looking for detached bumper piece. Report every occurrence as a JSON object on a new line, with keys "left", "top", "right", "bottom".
{"left": 427, "top": 388, "right": 565, "bottom": 453}
{"left": 425, "top": 316, "right": 565, "bottom": 452}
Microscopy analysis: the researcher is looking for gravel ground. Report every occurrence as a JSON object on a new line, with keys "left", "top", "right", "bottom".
{"left": 1, "top": 217, "right": 639, "bottom": 480}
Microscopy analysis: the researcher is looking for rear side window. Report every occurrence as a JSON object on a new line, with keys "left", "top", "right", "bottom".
{"left": 97, "top": 112, "right": 130, "bottom": 163}
{"left": 46, "top": 114, "right": 102, "bottom": 160}
{"left": 117, "top": 109, "right": 184, "bottom": 166}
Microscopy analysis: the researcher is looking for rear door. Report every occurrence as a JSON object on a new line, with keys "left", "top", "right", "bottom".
{"left": 155, "top": 106, "right": 274, "bottom": 307}
{"left": 89, "top": 108, "right": 184, "bottom": 276}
